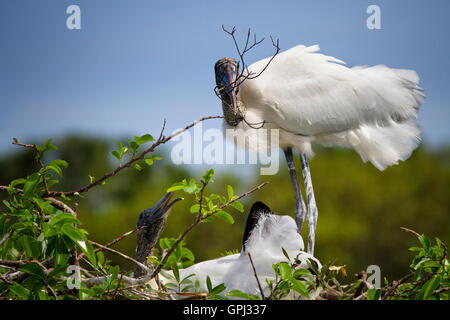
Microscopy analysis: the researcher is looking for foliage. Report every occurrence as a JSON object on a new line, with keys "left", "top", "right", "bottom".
{"left": 0, "top": 131, "right": 256, "bottom": 300}
{"left": 0, "top": 130, "right": 448, "bottom": 300}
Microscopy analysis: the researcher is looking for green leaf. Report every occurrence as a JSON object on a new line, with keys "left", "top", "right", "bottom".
{"left": 190, "top": 204, "right": 200, "bottom": 214}
{"left": 293, "top": 268, "right": 311, "bottom": 278}
{"left": 134, "top": 164, "right": 142, "bottom": 171}
{"left": 111, "top": 150, "right": 120, "bottom": 160}
{"left": 54, "top": 253, "right": 70, "bottom": 266}
{"left": 215, "top": 210, "right": 234, "bottom": 224}
{"left": 202, "top": 169, "right": 214, "bottom": 183}
{"left": 289, "top": 276, "right": 310, "bottom": 299}
{"left": 61, "top": 225, "right": 96, "bottom": 267}
{"left": 96, "top": 251, "right": 105, "bottom": 266}
{"left": 49, "top": 159, "right": 68, "bottom": 169}
{"left": 226, "top": 290, "right": 253, "bottom": 299}
{"left": 206, "top": 275, "right": 213, "bottom": 292}
{"left": 419, "top": 235, "right": 431, "bottom": 251}
{"left": 23, "top": 173, "right": 40, "bottom": 197}
{"left": 129, "top": 141, "right": 139, "bottom": 152}
{"left": 19, "top": 263, "right": 46, "bottom": 280}
{"left": 211, "top": 283, "right": 227, "bottom": 295}
{"left": 134, "top": 134, "right": 154, "bottom": 145}
{"left": 367, "top": 288, "right": 381, "bottom": 300}
{"left": 20, "top": 235, "right": 42, "bottom": 259}
{"left": 419, "top": 275, "right": 441, "bottom": 300}
{"left": 10, "top": 178, "right": 26, "bottom": 188}
{"left": 172, "top": 263, "right": 180, "bottom": 282}
{"left": 282, "top": 247, "right": 290, "bottom": 261}
{"left": 9, "top": 283, "right": 30, "bottom": 299}
{"left": 279, "top": 262, "right": 292, "bottom": 280}
{"left": 345, "top": 279, "right": 363, "bottom": 293}
{"left": 49, "top": 212, "right": 81, "bottom": 227}
{"left": 227, "top": 185, "right": 233, "bottom": 200}
{"left": 230, "top": 201, "right": 244, "bottom": 213}
{"left": 167, "top": 182, "right": 186, "bottom": 192}
{"left": 183, "top": 179, "right": 199, "bottom": 194}
{"left": 145, "top": 158, "right": 154, "bottom": 166}
{"left": 36, "top": 139, "right": 58, "bottom": 154}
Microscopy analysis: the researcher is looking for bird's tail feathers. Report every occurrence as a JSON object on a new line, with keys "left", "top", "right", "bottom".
{"left": 346, "top": 119, "right": 421, "bottom": 171}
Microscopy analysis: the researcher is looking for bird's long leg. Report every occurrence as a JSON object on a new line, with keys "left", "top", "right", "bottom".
{"left": 299, "top": 154, "right": 318, "bottom": 255}
{"left": 284, "top": 148, "right": 307, "bottom": 234}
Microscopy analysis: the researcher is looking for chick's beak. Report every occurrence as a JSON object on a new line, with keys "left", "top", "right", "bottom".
{"left": 138, "top": 192, "right": 183, "bottom": 227}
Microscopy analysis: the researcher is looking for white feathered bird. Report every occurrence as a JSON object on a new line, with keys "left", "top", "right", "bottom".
{"left": 158, "top": 202, "right": 319, "bottom": 299}
{"left": 215, "top": 44, "right": 425, "bottom": 254}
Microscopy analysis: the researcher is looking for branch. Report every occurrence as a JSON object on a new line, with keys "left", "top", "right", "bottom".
{"left": 78, "top": 240, "right": 155, "bottom": 288}
{"left": 77, "top": 227, "right": 138, "bottom": 261}
{"left": 44, "top": 116, "right": 223, "bottom": 197}
{"left": 248, "top": 252, "right": 265, "bottom": 299}
{"left": 400, "top": 227, "right": 421, "bottom": 238}
{"left": 0, "top": 230, "right": 14, "bottom": 247}
{"left": 220, "top": 26, "right": 280, "bottom": 89}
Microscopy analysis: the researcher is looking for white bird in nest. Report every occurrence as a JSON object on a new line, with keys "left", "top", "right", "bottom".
{"left": 158, "top": 201, "right": 320, "bottom": 299}
{"left": 214, "top": 41, "right": 425, "bottom": 255}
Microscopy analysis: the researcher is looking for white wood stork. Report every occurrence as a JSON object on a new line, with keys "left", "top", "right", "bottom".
{"left": 158, "top": 201, "right": 319, "bottom": 298}
{"left": 215, "top": 44, "right": 425, "bottom": 255}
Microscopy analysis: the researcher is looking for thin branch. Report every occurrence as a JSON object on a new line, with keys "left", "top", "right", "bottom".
{"left": 77, "top": 226, "right": 137, "bottom": 261}
{"left": 42, "top": 116, "right": 223, "bottom": 197}
{"left": 400, "top": 226, "right": 421, "bottom": 238}
{"left": 220, "top": 25, "right": 280, "bottom": 89}
{"left": 43, "top": 197, "right": 77, "bottom": 217}
{"left": 0, "top": 230, "right": 14, "bottom": 247}
{"left": 434, "top": 286, "right": 450, "bottom": 295}
{"left": 89, "top": 240, "right": 146, "bottom": 271}
{"left": 248, "top": 252, "right": 265, "bottom": 299}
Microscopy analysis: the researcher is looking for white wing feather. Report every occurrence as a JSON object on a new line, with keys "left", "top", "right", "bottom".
{"left": 240, "top": 45, "right": 424, "bottom": 135}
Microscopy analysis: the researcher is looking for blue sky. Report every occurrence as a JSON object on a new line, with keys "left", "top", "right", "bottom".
{"left": 0, "top": 0, "right": 449, "bottom": 156}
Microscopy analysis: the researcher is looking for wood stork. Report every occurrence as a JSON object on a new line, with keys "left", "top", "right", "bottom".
{"left": 158, "top": 201, "right": 319, "bottom": 298}
{"left": 215, "top": 44, "right": 425, "bottom": 255}
{"left": 135, "top": 192, "right": 183, "bottom": 277}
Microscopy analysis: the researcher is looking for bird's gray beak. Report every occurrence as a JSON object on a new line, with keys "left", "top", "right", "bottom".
{"left": 137, "top": 192, "right": 183, "bottom": 227}
{"left": 215, "top": 58, "right": 244, "bottom": 126}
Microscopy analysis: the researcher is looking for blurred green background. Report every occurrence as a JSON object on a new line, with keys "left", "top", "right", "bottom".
{"left": 0, "top": 135, "right": 448, "bottom": 282}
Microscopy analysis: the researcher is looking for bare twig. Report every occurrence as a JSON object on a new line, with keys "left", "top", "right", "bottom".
{"left": 433, "top": 286, "right": 450, "bottom": 295}
{"left": 43, "top": 197, "right": 77, "bottom": 217}
{"left": 219, "top": 25, "right": 280, "bottom": 89}
{"left": 400, "top": 227, "right": 421, "bottom": 238}
{"left": 112, "top": 273, "right": 124, "bottom": 299}
{"left": 89, "top": 240, "right": 145, "bottom": 271}
{"left": 77, "top": 226, "right": 138, "bottom": 261}
{"left": 248, "top": 252, "right": 265, "bottom": 299}
{"left": 43, "top": 116, "right": 222, "bottom": 197}
{"left": 0, "top": 230, "right": 14, "bottom": 247}
{"left": 1, "top": 117, "right": 224, "bottom": 197}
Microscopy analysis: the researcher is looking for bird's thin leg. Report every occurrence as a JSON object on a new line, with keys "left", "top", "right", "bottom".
{"left": 300, "top": 154, "right": 318, "bottom": 255}
{"left": 283, "top": 148, "right": 307, "bottom": 234}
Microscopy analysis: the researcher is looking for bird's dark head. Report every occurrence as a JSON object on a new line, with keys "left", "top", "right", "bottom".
{"left": 135, "top": 192, "right": 183, "bottom": 276}
{"left": 214, "top": 57, "right": 245, "bottom": 126}
{"left": 137, "top": 192, "right": 183, "bottom": 230}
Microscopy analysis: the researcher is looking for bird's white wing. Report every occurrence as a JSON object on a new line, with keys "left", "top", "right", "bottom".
{"left": 240, "top": 45, "right": 424, "bottom": 135}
